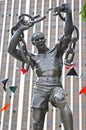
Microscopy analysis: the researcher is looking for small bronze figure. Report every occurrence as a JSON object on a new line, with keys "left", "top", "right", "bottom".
{"left": 8, "top": 3, "right": 78, "bottom": 130}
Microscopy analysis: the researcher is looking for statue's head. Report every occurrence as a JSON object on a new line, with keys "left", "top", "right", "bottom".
{"left": 31, "top": 32, "right": 46, "bottom": 52}
{"left": 31, "top": 32, "right": 45, "bottom": 45}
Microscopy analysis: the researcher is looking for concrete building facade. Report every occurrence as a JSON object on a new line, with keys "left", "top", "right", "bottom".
{"left": 0, "top": 0, "right": 86, "bottom": 130}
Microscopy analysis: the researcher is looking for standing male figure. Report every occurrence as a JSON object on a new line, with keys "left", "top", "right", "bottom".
{"left": 8, "top": 3, "right": 74, "bottom": 130}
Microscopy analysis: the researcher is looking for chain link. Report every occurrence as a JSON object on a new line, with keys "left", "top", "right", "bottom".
{"left": 64, "top": 26, "right": 79, "bottom": 66}
{"left": 11, "top": 14, "right": 46, "bottom": 72}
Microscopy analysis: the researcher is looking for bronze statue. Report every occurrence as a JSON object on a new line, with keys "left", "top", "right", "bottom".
{"left": 8, "top": 3, "right": 78, "bottom": 130}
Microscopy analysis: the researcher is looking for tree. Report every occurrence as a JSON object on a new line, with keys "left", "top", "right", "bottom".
{"left": 80, "top": 3, "right": 86, "bottom": 22}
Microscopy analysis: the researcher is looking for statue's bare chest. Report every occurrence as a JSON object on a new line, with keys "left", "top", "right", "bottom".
{"left": 32, "top": 52, "right": 63, "bottom": 77}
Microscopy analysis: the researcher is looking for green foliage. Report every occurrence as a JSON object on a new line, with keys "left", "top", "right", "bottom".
{"left": 80, "top": 3, "right": 86, "bottom": 22}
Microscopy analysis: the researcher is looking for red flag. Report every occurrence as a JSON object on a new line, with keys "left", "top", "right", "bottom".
{"left": 20, "top": 68, "right": 26, "bottom": 74}
{"left": 65, "top": 65, "right": 71, "bottom": 70}
{"left": 72, "top": 63, "right": 78, "bottom": 68}
{"left": 0, "top": 104, "right": 10, "bottom": 112}
{"left": 65, "top": 63, "right": 78, "bottom": 70}
{"left": 79, "top": 87, "right": 86, "bottom": 95}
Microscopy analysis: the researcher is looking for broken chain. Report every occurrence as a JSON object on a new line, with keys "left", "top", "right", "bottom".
{"left": 11, "top": 14, "right": 46, "bottom": 72}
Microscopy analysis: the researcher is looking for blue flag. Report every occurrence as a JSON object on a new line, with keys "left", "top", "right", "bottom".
{"left": 1, "top": 78, "right": 9, "bottom": 91}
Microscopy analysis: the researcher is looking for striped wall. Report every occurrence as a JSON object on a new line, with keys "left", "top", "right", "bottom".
{"left": 0, "top": 0, "right": 86, "bottom": 130}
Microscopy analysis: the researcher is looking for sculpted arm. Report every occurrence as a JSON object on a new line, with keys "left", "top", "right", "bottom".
{"left": 8, "top": 28, "right": 25, "bottom": 62}
{"left": 8, "top": 17, "right": 33, "bottom": 62}
{"left": 54, "top": 4, "right": 74, "bottom": 56}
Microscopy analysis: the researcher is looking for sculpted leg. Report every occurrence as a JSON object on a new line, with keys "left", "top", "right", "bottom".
{"left": 60, "top": 103, "right": 73, "bottom": 130}
{"left": 50, "top": 87, "right": 73, "bottom": 130}
{"left": 32, "top": 108, "right": 46, "bottom": 130}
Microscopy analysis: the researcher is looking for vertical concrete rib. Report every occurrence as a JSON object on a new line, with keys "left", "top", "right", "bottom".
{"left": 0, "top": 0, "right": 15, "bottom": 130}
{"left": 0, "top": 2, "right": 8, "bottom": 128}
{"left": 44, "top": 1, "right": 52, "bottom": 130}
{"left": 79, "top": 0, "right": 82, "bottom": 130}
{"left": 52, "top": 1, "right": 59, "bottom": 130}
{"left": 40, "top": 0, "right": 44, "bottom": 32}
{"left": 8, "top": 61, "right": 16, "bottom": 130}
{"left": 16, "top": 71, "right": 25, "bottom": 130}
{"left": 62, "top": 0, "right": 67, "bottom": 92}
{"left": 0, "top": 0, "right": 7, "bottom": 74}
{"left": 16, "top": 0, "right": 31, "bottom": 129}
{"left": 8, "top": 0, "right": 22, "bottom": 130}
{"left": 47, "top": 0, "right": 52, "bottom": 48}
{"left": 70, "top": 0, "right": 74, "bottom": 113}
{"left": 55, "top": 0, "right": 59, "bottom": 43}
{"left": 26, "top": 0, "right": 37, "bottom": 130}
{"left": 61, "top": 0, "right": 66, "bottom": 129}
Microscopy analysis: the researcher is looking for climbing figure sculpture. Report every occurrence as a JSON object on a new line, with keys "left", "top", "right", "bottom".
{"left": 8, "top": 3, "right": 79, "bottom": 130}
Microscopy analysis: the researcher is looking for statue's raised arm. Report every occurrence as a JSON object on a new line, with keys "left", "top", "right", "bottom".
{"left": 48, "top": 3, "right": 78, "bottom": 66}
{"left": 54, "top": 4, "right": 74, "bottom": 55}
{"left": 8, "top": 14, "right": 46, "bottom": 71}
{"left": 8, "top": 16, "right": 33, "bottom": 62}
